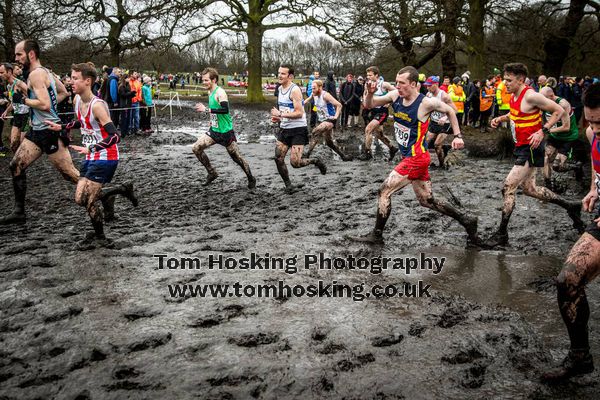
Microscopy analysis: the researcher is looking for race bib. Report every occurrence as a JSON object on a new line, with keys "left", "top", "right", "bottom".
{"left": 210, "top": 113, "right": 219, "bottom": 128}
{"left": 431, "top": 110, "right": 443, "bottom": 123}
{"left": 280, "top": 106, "right": 292, "bottom": 122}
{"left": 394, "top": 122, "right": 411, "bottom": 148}
{"left": 509, "top": 120, "right": 517, "bottom": 143}
{"left": 81, "top": 128, "right": 98, "bottom": 146}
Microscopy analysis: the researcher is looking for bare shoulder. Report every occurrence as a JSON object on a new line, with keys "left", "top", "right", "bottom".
{"left": 291, "top": 85, "right": 303, "bottom": 100}
{"left": 216, "top": 87, "right": 228, "bottom": 101}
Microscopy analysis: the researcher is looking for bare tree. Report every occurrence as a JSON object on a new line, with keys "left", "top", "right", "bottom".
{"left": 180, "top": 0, "right": 333, "bottom": 102}
{"left": 323, "top": 0, "right": 444, "bottom": 69}
{"left": 55, "top": 0, "right": 196, "bottom": 65}
{"left": 0, "top": 0, "right": 67, "bottom": 60}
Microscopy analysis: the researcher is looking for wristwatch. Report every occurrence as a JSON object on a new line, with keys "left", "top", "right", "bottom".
{"left": 454, "top": 133, "right": 463, "bottom": 139}
{"left": 542, "top": 127, "right": 551, "bottom": 135}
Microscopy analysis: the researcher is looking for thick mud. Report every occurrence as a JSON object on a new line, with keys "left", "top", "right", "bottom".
{"left": 1, "top": 102, "right": 599, "bottom": 399}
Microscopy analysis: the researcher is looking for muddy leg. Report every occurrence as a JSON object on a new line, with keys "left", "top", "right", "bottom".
{"left": 275, "top": 140, "right": 292, "bottom": 188}
{"left": 306, "top": 123, "right": 325, "bottom": 158}
{"left": 324, "top": 128, "right": 352, "bottom": 161}
{"left": 375, "top": 126, "right": 398, "bottom": 161}
{"left": 290, "top": 145, "right": 326, "bottom": 175}
{"left": 348, "top": 170, "right": 410, "bottom": 243}
{"left": 543, "top": 234, "right": 600, "bottom": 382}
{"left": 10, "top": 126, "right": 22, "bottom": 154}
{"left": 483, "top": 165, "right": 531, "bottom": 247}
{"left": 360, "top": 120, "right": 379, "bottom": 159}
{"left": 434, "top": 133, "right": 448, "bottom": 167}
{"left": 412, "top": 180, "right": 479, "bottom": 244}
{"left": 75, "top": 178, "right": 105, "bottom": 240}
{"left": 48, "top": 139, "right": 79, "bottom": 184}
{"left": 544, "top": 145, "right": 558, "bottom": 183}
{"left": 192, "top": 134, "right": 218, "bottom": 186}
{"left": 0, "top": 139, "right": 42, "bottom": 224}
{"left": 226, "top": 141, "right": 256, "bottom": 189}
{"left": 520, "top": 169, "right": 584, "bottom": 232}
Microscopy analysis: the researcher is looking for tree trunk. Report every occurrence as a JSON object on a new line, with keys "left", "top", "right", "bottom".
{"left": 467, "top": 0, "right": 486, "bottom": 79}
{"left": 246, "top": 21, "right": 264, "bottom": 103}
{"left": 440, "top": 0, "right": 464, "bottom": 78}
{"left": 542, "top": 0, "right": 586, "bottom": 77}
{"left": 2, "top": 0, "right": 15, "bottom": 60}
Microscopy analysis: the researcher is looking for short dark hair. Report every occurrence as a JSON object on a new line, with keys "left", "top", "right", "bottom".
{"left": 0, "top": 63, "right": 13, "bottom": 72}
{"left": 366, "top": 66, "right": 380, "bottom": 76}
{"left": 503, "top": 63, "right": 528, "bottom": 79}
{"left": 583, "top": 83, "right": 600, "bottom": 109}
{"left": 280, "top": 64, "right": 294, "bottom": 76}
{"left": 201, "top": 67, "right": 218, "bottom": 81}
{"left": 397, "top": 66, "right": 419, "bottom": 83}
{"left": 71, "top": 62, "right": 97, "bottom": 81}
{"left": 22, "top": 39, "right": 41, "bottom": 59}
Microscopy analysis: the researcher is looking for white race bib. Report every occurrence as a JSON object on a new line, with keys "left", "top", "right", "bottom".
{"left": 394, "top": 122, "right": 411, "bottom": 148}
{"left": 280, "top": 106, "right": 292, "bottom": 122}
{"left": 210, "top": 113, "right": 219, "bottom": 128}
{"left": 81, "top": 128, "right": 98, "bottom": 146}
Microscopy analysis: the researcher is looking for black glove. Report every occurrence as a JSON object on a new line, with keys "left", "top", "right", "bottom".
{"left": 12, "top": 91, "right": 24, "bottom": 104}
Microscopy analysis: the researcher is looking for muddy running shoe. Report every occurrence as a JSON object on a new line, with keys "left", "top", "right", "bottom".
{"left": 542, "top": 350, "right": 594, "bottom": 383}
{"left": 202, "top": 171, "right": 218, "bottom": 186}
{"left": 123, "top": 182, "right": 139, "bottom": 207}
{"left": 566, "top": 201, "right": 585, "bottom": 233}
{"left": 247, "top": 175, "right": 256, "bottom": 189}
{"left": 0, "top": 212, "right": 26, "bottom": 225}
{"left": 341, "top": 154, "right": 354, "bottom": 162}
{"left": 0, "top": 146, "right": 8, "bottom": 157}
{"left": 388, "top": 146, "right": 399, "bottom": 162}
{"left": 75, "top": 232, "right": 113, "bottom": 251}
{"left": 314, "top": 159, "right": 327, "bottom": 175}
{"left": 358, "top": 152, "right": 372, "bottom": 161}
{"left": 346, "top": 230, "right": 384, "bottom": 244}
{"left": 284, "top": 183, "right": 304, "bottom": 194}
{"left": 481, "top": 230, "right": 509, "bottom": 249}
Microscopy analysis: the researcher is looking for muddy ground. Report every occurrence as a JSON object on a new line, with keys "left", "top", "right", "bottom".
{"left": 1, "top": 101, "right": 599, "bottom": 399}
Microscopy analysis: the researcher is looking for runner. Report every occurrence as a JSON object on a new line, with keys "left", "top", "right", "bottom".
{"left": 539, "top": 86, "right": 581, "bottom": 188}
{"left": 44, "top": 62, "right": 138, "bottom": 245}
{"left": 192, "top": 68, "right": 255, "bottom": 189}
{"left": 304, "top": 79, "right": 352, "bottom": 161}
{"left": 270, "top": 64, "right": 327, "bottom": 192}
{"left": 0, "top": 63, "right": 30, "bottom": 153}
{"left": 348, "top": 66, "right": 478, "bottom": 245}
{"left": 424, "top": 76, "right": 457, "bottom": 169}
{"left": 358, "top": 66, "right": 398, "bottom": 161}
{"left": 0, "top": 39, "right": 77, "bottom": 225}
{"left": 541, "top": 82, "right": 600, "bottom": 383}
{"left": 483, "top": 63, "right": 584, "bottom": 248}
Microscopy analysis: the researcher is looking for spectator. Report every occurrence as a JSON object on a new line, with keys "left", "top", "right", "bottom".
{"left": 106, "top": 67, "right": 121, "bottom": 126}
{"left": 140, "top": 76, "right": 153, "bottom": 134}
{"left": 324, "top": 71, "right": 337, "bottom": 100}
{"left": 118, "top": 73, "right": 136, "bottom": 137}
{"left": 339, "top": 73, "right": 356, "bottom": 128}
{"left": 479, "top": 78, "right": 494, "bottom": 132}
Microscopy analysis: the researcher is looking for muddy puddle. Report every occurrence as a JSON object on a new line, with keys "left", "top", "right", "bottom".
{"left": 0, "top": 103, "right": 598, "bottom": 399}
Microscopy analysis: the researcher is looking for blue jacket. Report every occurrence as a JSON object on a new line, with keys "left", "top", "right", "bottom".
{"left": 108, "top": 73, "right": 119, "bottom": 104}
